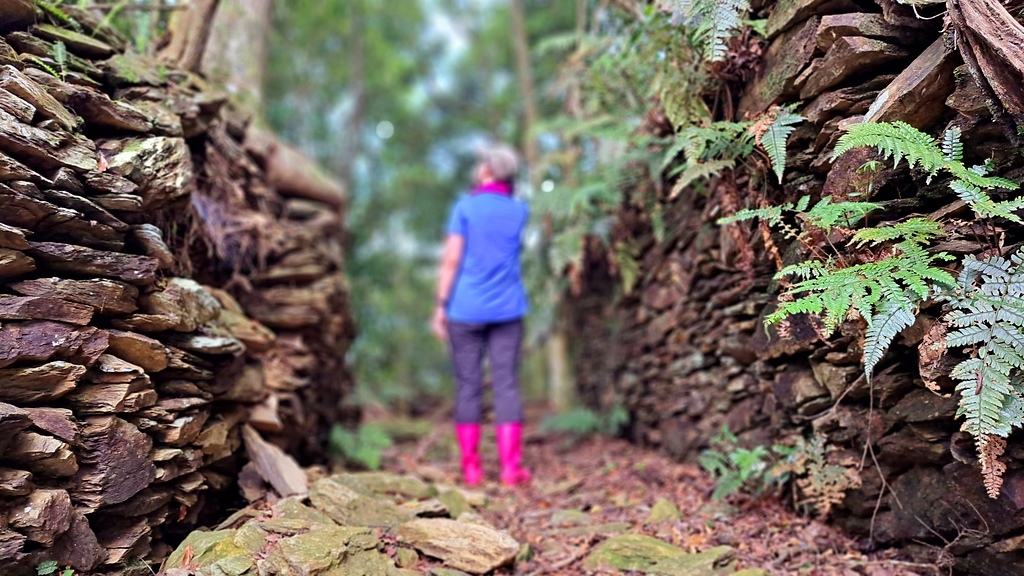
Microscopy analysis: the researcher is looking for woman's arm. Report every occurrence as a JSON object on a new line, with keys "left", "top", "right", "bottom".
{"left": 432, "top": 234, "right": 465, "bottom": 340}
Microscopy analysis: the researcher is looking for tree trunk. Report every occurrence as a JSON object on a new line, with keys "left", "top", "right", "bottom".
{"left": 509, "top": 0, "right": 540, "bottom": 184}
{"left": 511, "top": 0, "right": 575, "bottom": 410}
{"left": 157, "top": 0, "right": 220, "bottom": 71}
{"left": 200, "top": 0, "right": 274, "bottom": 114}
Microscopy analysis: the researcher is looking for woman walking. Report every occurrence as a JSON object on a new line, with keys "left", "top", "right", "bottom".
{"left": 432, "top": 145, "right": 531, "bottom": 487}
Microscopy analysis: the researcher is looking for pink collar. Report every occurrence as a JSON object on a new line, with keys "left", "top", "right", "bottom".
{"left": 471, "top": 181, "right": 513, "bottom": 196}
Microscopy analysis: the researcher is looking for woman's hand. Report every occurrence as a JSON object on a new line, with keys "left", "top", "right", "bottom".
{"left": 431, "top": 305, "right": 448, "bottom": 341}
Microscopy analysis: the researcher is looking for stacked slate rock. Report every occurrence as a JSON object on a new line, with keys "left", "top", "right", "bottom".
{"left": 569, "top": 0, "right": 1024, "bottom": 571}
{"left": 0, "top": 3, "right": 354, "bottom": 573}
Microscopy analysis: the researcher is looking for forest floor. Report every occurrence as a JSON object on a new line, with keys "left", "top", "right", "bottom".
{"left": 373, "top": 407, "right": 938, "bottom": 576}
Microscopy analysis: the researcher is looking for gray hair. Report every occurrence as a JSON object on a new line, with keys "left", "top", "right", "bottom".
{"left": 478, "top": 144, "right": 519, "bottom": 182}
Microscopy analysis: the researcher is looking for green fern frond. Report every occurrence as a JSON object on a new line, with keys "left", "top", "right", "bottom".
{"left": 661, "top": 136, "right": 691, "bottom": 172}
{"left": 679, "top": 122, "right": 755, "bottom": 163}
{"left": 29, "top": 57, "right": 61, "bottom": 80}
{"left": 669, "top": 159, "right": 735, "bottom": 198}
{"left": 943, "top": 249, "right": 1024, "bottom": 468}
{"left": 851, "top": 218, "right": 944, "bottom": 247}
{"left": 832, "top": 121, "right": 946, "bottom": 173}
{"left": 760, "top": 109, "right": 804, "bottom": 183}
{"left": 804, "top": 196, "right": 881, "bottom": 232}
{"left": 672, "top": 0, "right": 750, "bottom": 61}
{"left": 834, "top": 122, "right": 1022, "bottom": 223}
{"left": 951, "top": 181, "right": 1024, "bottom": 223}
{"left": 37, "top": 2, "right": 84, "bottom": 33}
{"left": 864, "top": 299, "right": 916, "bottom": 380}
{"left": 942, "top": 127, "right": 963, "bottom": 163}
{"left": 717, "top": 200, "right": 791, "bottom": 227}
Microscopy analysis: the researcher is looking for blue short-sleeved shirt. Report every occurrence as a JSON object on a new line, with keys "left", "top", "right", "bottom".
{"left": 445, "top": 192, "right": 529, "bottom": 323}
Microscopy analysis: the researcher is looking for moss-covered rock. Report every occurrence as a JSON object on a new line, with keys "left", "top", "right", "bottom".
{"left": 437, "top": 489, "right": 469, "bottom": 519}
{"left": 332, "top": 472, "right": 437, "bottom": 500}
{"left": 308, "top": 478, "right": 413, "bottom": 527}
{"left": 166, "top": 529, "right": 255, "bottom": 576}
{"left": 403, "top": 498, "right": 449, "bottom": 517}
{"left": 396, "top": 518, "right": 519, "bottom": 575}
{"left": 272, "top": 497, "right": 336, "bottom": 525}
{"left": 583, "top": 535, "right": 735, "bottom": 576}
{"left": 395, "top": 547, "right": 418, "bottom": 568}
{"left": 646, "top": 498, "right": 683, "bottom": 523}
{"left": 259, "top": 525, "right": 384, "bottom": 576}
{"left": 232, "top": 521, "right": 270, "bottom": 556}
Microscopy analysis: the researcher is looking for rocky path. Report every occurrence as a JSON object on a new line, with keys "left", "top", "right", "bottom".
{"left": 379, "top": 419, "right": 939, "bottom": 576}
{"left": 166, "top": 417, "right": 939, "bottom": 576}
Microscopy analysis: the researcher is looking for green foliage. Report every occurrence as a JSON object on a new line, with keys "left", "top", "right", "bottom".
{"left": 770, "top": 241, "right": 954, "bottom": 370}
{"left": 759, "top": 108, "right": 804, "bottom": 183}
{"left": 51, "top": 41, "right": 67, "bottom": 81}
{"left": 770, "top": 436, "right": 861, "bottom": 517}
{"left": 37, "top": 2, "right": 83, "bottom": 33}
{"left": 803, "top": 196, "right": 880, "bottom": 233}
{"left": 833, "top": 121, "right": 946, "bottom": 172}
{"left": 698, "top": 427, "right": 772, "bottom": 501}
{"left": 328, "top": 423, "right": 393, "bottom": 470}
{"left": 29, "top": 57, "right": 61, "bottom": 80}
{"left": 720, "top": 194, "right": 954, "bottom": 381}
{"left": 36, "top": 562, "right": 59, "bottom": 576}
{"left": 540, "top": 406, "right": 630, "bottom": 438}
{"left": 835, "top": 122, "right": 1024, "bottom": 223}
{"left": 702, "top": 433, "right": 859, "bottom": 515}
{"left": 668, "top": 0, "right": 751, "bottom": 61}
{"left": 943, "top": 251, "right": 1024, "bottom": 440}
{"left": 662, "top": 121, "right": 757, "bottom": 197}
{"left": 850, "top": 217, "right": 944, "bottom": 247}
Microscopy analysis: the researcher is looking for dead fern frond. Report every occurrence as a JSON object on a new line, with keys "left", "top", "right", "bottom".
{"left": 980, "top": 434, "right": 1007, "bottom": 499}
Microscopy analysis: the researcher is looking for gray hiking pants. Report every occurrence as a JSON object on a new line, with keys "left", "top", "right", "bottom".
{"left": 448, "top": 319, "right": 524, "bottom": 424}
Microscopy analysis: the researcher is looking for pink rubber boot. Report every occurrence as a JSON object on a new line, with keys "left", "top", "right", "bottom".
{"left": 455, "top": 424, "right": 483, "bottom": 486}
{"left": 496, "top": 423, "right": 531, "bottom": 486}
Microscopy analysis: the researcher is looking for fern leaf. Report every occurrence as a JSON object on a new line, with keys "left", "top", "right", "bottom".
{"left": 805, "top": 197, "right": 881, "bottom": 231}
{"left": 760, "top": 109, "right": 804, "bottom": 183}
{"left": 832, "top": 121, "right": 945, "bottom": 173}
{"left": 661, "top": 136, "right": 691, "bottom": 172}
{"left": 669, "top": 159, "right": 735, "bottom": 199}
{"left": 942, "top": 127, "right": 963, "bottom": 163}
{"left": 851, "top": 218, "right": 944, "bottom": 246}
{"left": 863, "top": 300, "right": 916, "bottom": 381}
{"left": 944, "top": 248, "right": 1024, "bottom": 496}
{"left": 716, "top": 202, "right": 785, "bottom": 226}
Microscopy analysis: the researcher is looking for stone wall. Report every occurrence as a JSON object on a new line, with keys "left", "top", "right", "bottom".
{"left": 568, "top": 1, "right": 1024, "bottom": 572}
{"left": 0, "top": 5, "right": 354, "bottom": 573}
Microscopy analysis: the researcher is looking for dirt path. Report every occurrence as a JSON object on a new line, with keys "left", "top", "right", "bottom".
{"left": 379, "top": 420, "right": 936, "bottom": 576}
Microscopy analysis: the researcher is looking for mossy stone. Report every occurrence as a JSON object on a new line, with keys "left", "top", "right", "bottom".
{"left": 260, "top": 525, "right": 379, "bottom": 575}
{"left": 646, "top": 498, "right": 683, "bottom": 523}
{"left": 396, "top": 546, "right": 419, "bottom": 568}
{"left": 583, "top": 535, "right": 735, "bottom": 575}
{"left": 233, "top": 520, "right": 270, "bottom": 556}
{"left": 273, "top": 497, "right": 336, "bottom": 525}
{"left": 332, "top": 472, "right": 437, "bottom": 500}
{"left": 438, "top": 489, "right": 469, "bottom": 519}
{"left": 166, "top": 529, "right": 254, "bottom": 576}
{"left": 309, "top": 478, "right": 413, "bottom": 527}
